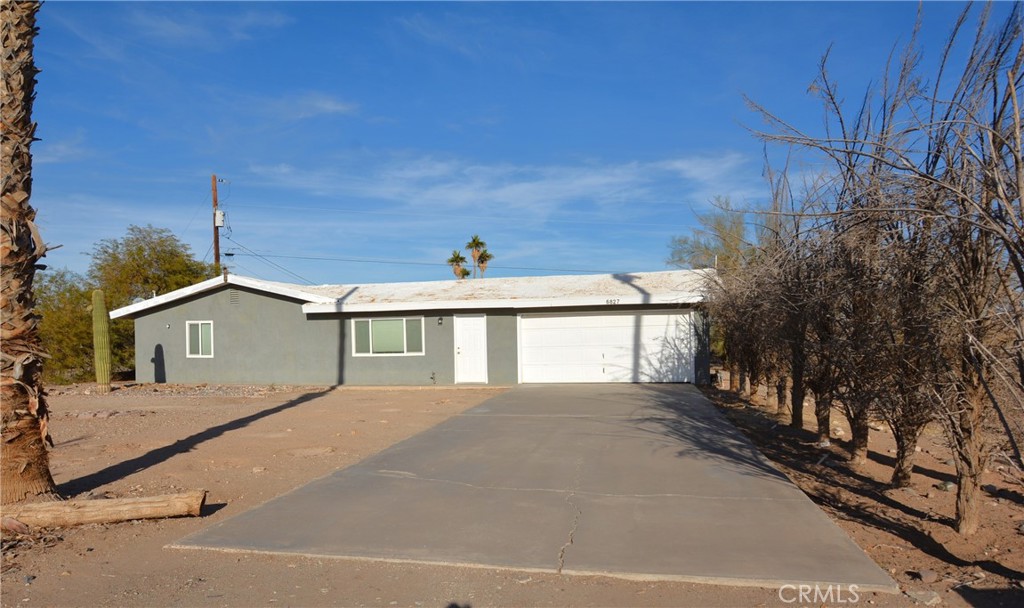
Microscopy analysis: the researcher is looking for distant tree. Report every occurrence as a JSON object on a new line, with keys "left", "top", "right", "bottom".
{"left": 35, "top": 227, "right": 214, "bottom": 382}
{"left": 36, "top": 269, "right": 92, "bottom": 383}
{"left": 465, "top": 235, "right": 486, "bottom": 278}
{"left": 89, "top": 224, "right": 214, "bottom": 307}
{"left": 668, "top": 197, "right": 747, "bottom": 273}
{"left": 668, "top": 197, "right": 752, "bottom": 390}
{"left": 87, "top": 225, "right": 215, "bottom": 374}
{"left": 447, "top": 250, "right": 468, "bottom": 280}
{"left": 477, "top": 249, "right": 493, "bottom": 278}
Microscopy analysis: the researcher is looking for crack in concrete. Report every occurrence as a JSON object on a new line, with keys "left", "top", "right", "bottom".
{"left": 557, "top": 457, "right": 584, "bottom": 574}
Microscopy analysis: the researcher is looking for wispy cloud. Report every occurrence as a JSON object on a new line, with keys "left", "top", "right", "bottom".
{"left": 397, "top": 11, "right": 555, "bottom": 67}
{"left": 43, "top": 6, "right": 293, "bottom": 91}
{"left": 657, "top": 153, "right": 746, "bottom": 182}
{"left": 226, "top": 11, "right": 294, "bottom": 41}
{"left": 248, "top": 151, "right": 763, "bottom": 221}
{"left": 34, "top": 131, "right": 91, "bottom": 165}
{"left": 287, "top": 92, "right": 360, "bottom": 119}
{"left": 445, "top": 106, "right": 506, "bottom": 132}
{"left": 127, "top": 9, "right": 210, "bottom": 47}
{"left": 47, "top": 11, "right": 130, "bottom": 63}
{"left": 226, "top": 150, "right": 767, "bottom": 280}
{"left": 398, "top": 13, "right": 486, "bottom": 59}
{"left": 208, "top": 90, "right": 359, "bottom": 124}
{"left": 126, "top": 6, "right": 291, "bottom": 49}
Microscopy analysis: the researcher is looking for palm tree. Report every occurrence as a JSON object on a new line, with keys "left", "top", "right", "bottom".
{"left": 477, "top": 250, "right": 494, "bottom": 278}
{"left": 447, "top": 250, "right": 467, "bottom": 280}
{"left": 1, "top": 0, "right": 58, "bottom": 504}
{"left": 465, "top": 235, "right": 486, "bottom": 278}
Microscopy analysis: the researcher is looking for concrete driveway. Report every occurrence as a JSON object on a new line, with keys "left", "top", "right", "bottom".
{"left": 175, "top": 384, "right": 896, "bottom": 591}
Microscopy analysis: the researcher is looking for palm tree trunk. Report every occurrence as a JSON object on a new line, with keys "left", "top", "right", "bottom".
{"left": 1, "top": 0, "right": 57, "bottom": 505}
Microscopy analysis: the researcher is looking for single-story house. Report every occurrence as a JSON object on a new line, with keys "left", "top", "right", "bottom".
{"left": 110, "top": 269, "right": 711, "bottom": 386}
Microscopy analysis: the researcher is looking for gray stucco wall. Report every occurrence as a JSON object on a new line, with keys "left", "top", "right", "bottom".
{"left": 322, "top": 310, "right": 517, "bottom": 386}
{"left": 334, "top": 311, "right": 455, "bottom": 386}
{"left": 133, "top": 286, "right": 342, "bottom": 385}
{"left": 486, "top": 312, "right": 518, "bottom": 385}
{"left": 131, "top": 293, "right": 707, "bottom": 387}
{"left": 303, "top": 309, "right": 520, "bottom": 384}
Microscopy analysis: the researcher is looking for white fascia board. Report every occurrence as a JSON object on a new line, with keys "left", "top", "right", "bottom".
{"left": 301, "top": 292, "right": 704, "bottom": 315}
{"left": 110, "top": 274, "right": 335, "bottom": 319}
{"left": 227, "top": 276, "right": 336, "bottom": 305}
{"left": 110, "top": 276, "right": 228, "bottom": 319}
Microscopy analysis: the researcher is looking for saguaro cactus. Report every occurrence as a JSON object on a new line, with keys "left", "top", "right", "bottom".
{"left": 92, "top": 289, "right": 111, "bottom": 394}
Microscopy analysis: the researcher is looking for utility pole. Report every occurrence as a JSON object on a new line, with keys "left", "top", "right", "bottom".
{"left": 211, "top": 174, "right": 221, "bottom": 276}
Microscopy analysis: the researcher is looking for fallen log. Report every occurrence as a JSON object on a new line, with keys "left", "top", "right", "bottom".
{"left": 1, "top": 490, "right": 206, "bottom": 529}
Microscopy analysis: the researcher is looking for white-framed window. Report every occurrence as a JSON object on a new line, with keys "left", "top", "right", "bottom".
{"left": 186, "top": 321, "right": 214, "bottom": 358}
{"left": 353, "top": 317, "right": 424, "bottom": 356}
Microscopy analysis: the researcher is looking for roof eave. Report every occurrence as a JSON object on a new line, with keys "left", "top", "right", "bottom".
{"left": 109, "top": 274, "right": 335, "bottom": 319}
{"left": 302, "top": 292, "right": 704, "bottom": 315}
{"left": 110, "top": 275, "right": 228, "bottom": 319}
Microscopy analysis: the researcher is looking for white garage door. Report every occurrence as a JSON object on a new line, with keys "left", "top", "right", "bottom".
{"left": 519, "top": 312, "right": 696, "bottom": 383}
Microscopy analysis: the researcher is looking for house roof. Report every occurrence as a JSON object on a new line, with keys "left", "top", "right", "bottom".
{"left": 110, "top": 269, "right": 710, "bottom": 319}
{"left": 108, "top": 274, "right": 337, "bottom": 319}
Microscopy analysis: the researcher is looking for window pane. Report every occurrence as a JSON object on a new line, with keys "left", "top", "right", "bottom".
{"left": 405, "top": 318, "right": 423, "bottom": 353}
{"left": 200, "top": 322, "right": 213, "bottom": 357}
{"left": 188, "top": 323, "right": 200, "bottom": 356}
{"left": 371, "top": 319, "right": 405, "bottom": 353}
{"left": 354, "top": 320, "right": 371, "bottom": 354}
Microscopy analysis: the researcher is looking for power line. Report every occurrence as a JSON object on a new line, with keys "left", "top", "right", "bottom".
{"left": 200, "top": 241, "right": 213, "bottom": 264}
{"left": 222, "top": 235, "right": 315, "bottom": 284}
{"left": 226, "top": 251, "right": 622, "bottom": 275}
{"left": 223, "top": 258, "right": 266, "bottom": 281}
{"left": 229, "top": 203, "right": 681, "bottom": 228}
{"left": 179, "top": 173, "right": 217, "bottom": 236}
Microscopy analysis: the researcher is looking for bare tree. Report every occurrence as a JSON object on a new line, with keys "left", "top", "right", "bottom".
{"left": 747, "top": 4, "right": 1022, "bottom": 534}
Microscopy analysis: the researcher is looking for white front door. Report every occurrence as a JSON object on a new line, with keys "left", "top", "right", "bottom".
{"left": 454, "top": 315, "right": 488, "bottom": 383}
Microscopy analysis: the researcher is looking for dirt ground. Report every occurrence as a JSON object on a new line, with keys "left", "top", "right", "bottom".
{"left": 701, "top": 383, "right": 1024, "bottom": 608}
{"left": 0, "top": 382, "right": 1020, "bottom": 607}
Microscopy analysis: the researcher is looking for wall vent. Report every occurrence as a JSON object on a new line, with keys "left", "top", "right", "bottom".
{"left": 229, "top": 289, "right": 240, "bottom": 305}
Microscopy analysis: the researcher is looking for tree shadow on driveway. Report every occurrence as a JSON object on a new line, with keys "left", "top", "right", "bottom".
{"left": 630, "top": 383, "right": 794, "bottom": 486}
{"left": 58, "top": 387, "right": 334, "bottom": 497}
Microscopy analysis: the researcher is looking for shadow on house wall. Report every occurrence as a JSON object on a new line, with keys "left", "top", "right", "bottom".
{"left": 152, "top": 344, "right": 166, "bottom": 383}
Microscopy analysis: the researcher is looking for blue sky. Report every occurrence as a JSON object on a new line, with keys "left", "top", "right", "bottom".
{"left": 30, "top": 1, "right": 1005, "bottom": 285}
